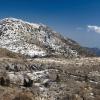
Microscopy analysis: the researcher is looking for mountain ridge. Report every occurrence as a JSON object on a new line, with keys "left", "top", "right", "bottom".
{"left": 86, "top": 47, "right": 100, "bottom": 56}
{"left": 0, "top": 17, "right": 95, "bottom": 58}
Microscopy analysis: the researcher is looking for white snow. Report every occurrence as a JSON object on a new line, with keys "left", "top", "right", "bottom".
{"left": 0, "top": 17, "right": 78, "bottom": 58}
{"left": 0, "top": 17, "right": 40, "bottom": 28}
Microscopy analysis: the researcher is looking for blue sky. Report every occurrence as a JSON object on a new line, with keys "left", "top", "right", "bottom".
{"left": 1, "top": 0, "right": 100, "bottom": 48}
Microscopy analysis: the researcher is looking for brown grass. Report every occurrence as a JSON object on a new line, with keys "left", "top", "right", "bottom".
{"left": 0, "top": 48, "right": 25, "bottom": 59}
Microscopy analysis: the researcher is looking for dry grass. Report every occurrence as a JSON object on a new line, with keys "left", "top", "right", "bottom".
{"left": 0, "top": 48, "right": 25, "bottom": 59}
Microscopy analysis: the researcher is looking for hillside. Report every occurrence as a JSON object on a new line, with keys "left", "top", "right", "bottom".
{"left": 0, "top": 18, "right": 95, "bottom": 58}
{"left": 0, "top": 57, "right": 99, "bottom": 100}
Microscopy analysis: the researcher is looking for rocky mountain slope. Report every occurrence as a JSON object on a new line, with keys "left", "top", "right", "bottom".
{"left": 0, "top": 18, "right": 94, "bottom": 58}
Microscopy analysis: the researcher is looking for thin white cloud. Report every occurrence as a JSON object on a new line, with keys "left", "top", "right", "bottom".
{"left": 88, "top": 25, "right": 100, "bottom": 33}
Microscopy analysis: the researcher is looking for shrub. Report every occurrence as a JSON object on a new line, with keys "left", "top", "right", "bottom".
{"left": 0, "top": 77, "right": 5, "bottom": 86}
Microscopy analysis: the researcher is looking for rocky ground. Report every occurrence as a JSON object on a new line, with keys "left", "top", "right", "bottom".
{"left": 0, "top": 57, "right": 100, "bottom": 100}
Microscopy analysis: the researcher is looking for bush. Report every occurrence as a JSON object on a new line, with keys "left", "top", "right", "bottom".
{"left": 23, "top": 78, "right": 33, "bottom": 87}
{"left": 56, "top": 74, "right": 60, "bottom": 82}
{"left": 0, "top": 77, "right": 5, "bottom": 86}
{"left": 5, "top": 78, "right": 10, "bottom": 86}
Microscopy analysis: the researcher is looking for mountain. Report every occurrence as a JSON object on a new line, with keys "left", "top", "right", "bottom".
{"left": 86, "top": 47, "right": 100, "bottom": 56}
{"left": 0, "top": 18, "right": 94, "bottom": 58}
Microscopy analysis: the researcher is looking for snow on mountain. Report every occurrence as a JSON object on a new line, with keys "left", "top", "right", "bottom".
{"left": 0, "top": 17, "right": 85, "bottom": 58}
{"left": 0, "top": 18, "right": 46, "bottom": 57}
